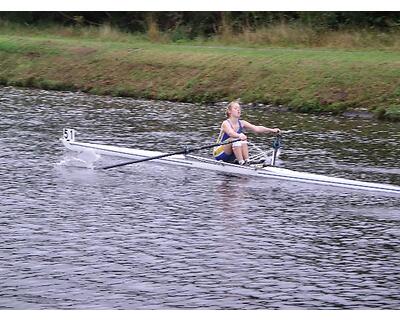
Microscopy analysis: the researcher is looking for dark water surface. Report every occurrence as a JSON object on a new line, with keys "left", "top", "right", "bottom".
{"left": 0, "top": 86, "right": 399, "bottom": 309}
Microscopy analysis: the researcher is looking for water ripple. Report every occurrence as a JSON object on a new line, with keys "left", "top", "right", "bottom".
{"left": 0, "top": 86, "right": 399, "bottom": 309}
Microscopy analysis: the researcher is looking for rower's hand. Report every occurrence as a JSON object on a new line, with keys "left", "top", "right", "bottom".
{"left": 274, "top": 128, "right": 281, "bottom": 134}
{"left": 238, "top": 133, "right": 247, "bottom": 140}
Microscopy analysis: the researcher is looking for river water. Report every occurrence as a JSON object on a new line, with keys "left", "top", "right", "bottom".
{"left": 0, "top": 86, "right": 399, "bottom": 309}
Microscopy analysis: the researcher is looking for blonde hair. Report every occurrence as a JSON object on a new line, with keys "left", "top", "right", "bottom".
{"left": 226, "top": 100, "right": 240, "bottom": 118}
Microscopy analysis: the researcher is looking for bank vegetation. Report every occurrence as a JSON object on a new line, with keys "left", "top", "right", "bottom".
{"left": 0, "top": 13, "right": 399, "bottom": 121}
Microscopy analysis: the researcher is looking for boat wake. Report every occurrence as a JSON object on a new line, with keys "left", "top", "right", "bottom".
{"left": 330, "top": 161, "right": 400, "bottom": 176}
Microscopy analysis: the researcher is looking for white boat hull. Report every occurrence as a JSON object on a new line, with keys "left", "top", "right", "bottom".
{"left": 61, "top": 138, "right": 400, "bottom": 195}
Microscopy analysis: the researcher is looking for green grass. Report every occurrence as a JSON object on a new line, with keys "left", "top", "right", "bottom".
{"left": 0, "top": 31, "right": 399, "bottom": 121}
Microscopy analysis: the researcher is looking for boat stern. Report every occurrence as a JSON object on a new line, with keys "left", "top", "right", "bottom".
{"left": 62, "top": 128, "right": 76, "bottom": 142}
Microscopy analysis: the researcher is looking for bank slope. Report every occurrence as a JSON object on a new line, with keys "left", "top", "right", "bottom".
{"left": 0, "top": 35, "right": 399, "bottom": 121}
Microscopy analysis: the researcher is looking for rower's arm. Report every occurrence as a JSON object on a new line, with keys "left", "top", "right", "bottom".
{"left": 242, "top": 120, "right": 280, "bottom": 134}
{"left": 222, "top": 121, "right": 245, "bottom": 139}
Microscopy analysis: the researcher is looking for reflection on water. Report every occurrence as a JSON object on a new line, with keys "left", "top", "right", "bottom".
{"left": 0, "top": 86, "right": 399, "bottom": 309}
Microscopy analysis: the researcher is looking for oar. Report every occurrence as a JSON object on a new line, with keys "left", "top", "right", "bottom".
{"left": 271, "top": 133, "right": 282, "bottom": 166}
{"left": 96, "top": 138, "right": 241, "bottom": 170}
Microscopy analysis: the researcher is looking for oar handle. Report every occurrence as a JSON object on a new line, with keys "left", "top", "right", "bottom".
{"left": 272, "top": 133, "right": 282, "bottom": 149}
{"left": 271, "top": 133, "right": 283, "bottom": 166}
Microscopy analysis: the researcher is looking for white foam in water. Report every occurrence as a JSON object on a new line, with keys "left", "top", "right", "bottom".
{"left": 57, "top": 150, "right": 100, "bottom": 169}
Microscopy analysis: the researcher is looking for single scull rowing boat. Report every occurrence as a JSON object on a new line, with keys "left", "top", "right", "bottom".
{"left": 61, "top": 129, "right": 400, "bottom": 195}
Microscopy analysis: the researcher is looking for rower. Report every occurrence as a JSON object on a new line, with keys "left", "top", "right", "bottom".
{"left": 213, "top": 100, "right": 281, "bottom": 165}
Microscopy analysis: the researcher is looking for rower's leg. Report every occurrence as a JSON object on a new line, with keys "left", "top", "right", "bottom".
{"left": 232, "top": 145, "right": 244, "bottom": 163}
{"left": 242, "top": 142, "right": 249, "bottom": 161}
{"left": 223, "top": 144, "right": 233, "bottom": 155}
{"left": 224, "top": 141, "right": 248, "bottom": 164}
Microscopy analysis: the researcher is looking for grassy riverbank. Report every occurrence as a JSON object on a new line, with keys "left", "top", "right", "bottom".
{"left": 0, "top": 29, "right": 399, "bottom": 121}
